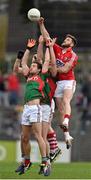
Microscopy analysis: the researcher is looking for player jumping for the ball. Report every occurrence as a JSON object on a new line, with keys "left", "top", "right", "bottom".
{"left": 38, "top": 17, "right": 78, "bottom": 149}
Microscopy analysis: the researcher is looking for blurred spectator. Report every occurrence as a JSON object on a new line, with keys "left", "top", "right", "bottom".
{"left": 77, "top": 74, "right": 91, "bottom": 135}
{"left": 7, "top": 71, "right": 20, "bottom": 106}
{"left": 0, "top": 70, "right": 9, "bottom": 107}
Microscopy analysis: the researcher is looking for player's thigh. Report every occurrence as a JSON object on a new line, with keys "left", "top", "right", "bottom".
{"left": 63, "top": 88, "right": 73, "bottom": 101}
{"left": 63, "top": 80, "right": 76, "bottom": 101}
{"left": 32, "top": 122, "right": 42, "bottom": 137}
{"left": 56, "top": 97, "right": 64, "bottom": 110}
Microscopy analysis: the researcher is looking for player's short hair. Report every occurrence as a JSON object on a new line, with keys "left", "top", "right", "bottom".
{"left": 32, "top": 61, "right": 42, "bottom": 71}
{"left": 32, "top": 53, "right": 37, "bottom": 63}
{"left": 66, "top": 34, "right": 77, "bottom": 46}
{"left": 33, "top": 53, "right": 37, "bottom": 60}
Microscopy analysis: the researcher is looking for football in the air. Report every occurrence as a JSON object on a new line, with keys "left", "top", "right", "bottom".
{"left": 27, "top": 8, "right": 41, "bottom": 22}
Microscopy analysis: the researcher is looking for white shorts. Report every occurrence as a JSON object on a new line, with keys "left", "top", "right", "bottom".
{"left": 21, "top": 104, "right": 42, "bottom": 125}
{"left": 41, "top": 104, "right": 52, "bottom": 123}
{"left": 54, "top": 80, "right": 76, "bottom": 98}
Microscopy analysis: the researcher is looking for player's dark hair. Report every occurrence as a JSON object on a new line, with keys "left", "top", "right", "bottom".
{"left": 66, "top": 34, "right": 77, "bottom": 46}
{"left": 33, "top": 61, "right": 42, "bottom": 71}
{"left": 33, "top": 54, "right": 37, "bottom": 60}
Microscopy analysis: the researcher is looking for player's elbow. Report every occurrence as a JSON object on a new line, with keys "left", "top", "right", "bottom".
{"left": 50, "top": 69, "right": 57, "bottom": 77}
{"left": 13, "top": 67, "right": 18, "bottom": 73}
{"left": 63, "top": 65, "right": 71, "bottom": 73}
{"left": 63, "top": 69, "right": 69, "bottom": 73}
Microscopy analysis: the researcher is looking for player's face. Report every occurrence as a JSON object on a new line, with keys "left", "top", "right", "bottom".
{"left": 61, "top": 37, "right": 73, "bottom": 48}
{"left": 30, "top": 63, "right": 39, "bottom": 74}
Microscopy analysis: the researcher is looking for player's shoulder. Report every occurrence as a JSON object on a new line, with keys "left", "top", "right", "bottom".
{"left": 71, "top": 49, "right": 77, "bottom": 55}
{"left": 71, "top": 50, "right": 78, "bottom": 59}
{"left": 54, "top": 43, "right": 62, "bottom": 49}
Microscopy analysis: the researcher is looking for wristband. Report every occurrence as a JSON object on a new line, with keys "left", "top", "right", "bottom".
{"left": 17, "top": 50, "right": 24, "bottom": 59}
{"left": 26, "top": 46, "right": 34, "bottom": 51}
{"left": 45, "top": 45, "right": 49, "bottom": 48}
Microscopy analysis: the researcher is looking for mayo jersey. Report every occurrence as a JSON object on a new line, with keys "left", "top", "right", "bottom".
{"left": 24, "top": 74, "right": 45, "bottom": 103}
{"left": 42, "top": 74, "right": 57, "bottom": 105}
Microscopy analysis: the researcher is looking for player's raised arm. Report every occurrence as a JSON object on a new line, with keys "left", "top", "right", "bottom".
{"left": 57, "top": 52, "right": 78, "bottom": 73}
{"left": 37, "top": 35, "right": 44, "bottom": 64}
{"left": 21, "top": 39, "right": 36, "bottom": 76}
{"left": 48, "top": 38, "right": 57, "bottom": 77}
{"left": 42, "top": 47, "right": 50, "bottom": 74}
{"left": 57, "top": 62, "right": 71, "bottom": 73}
{"left": 13, "top": 50, "right": 24, "bottom": 73}
{"left": 38, "top": 17, "right": 51, "bottom": 41}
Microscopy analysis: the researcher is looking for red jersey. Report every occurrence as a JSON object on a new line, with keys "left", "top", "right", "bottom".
{"left": 47, "top": 76, "right": 57, "bottom": 101}
{"left": 7, "top": 74, "right": 20, "bottom": 91}
{"left": 53, "top": 44, "right": 78, "bottom": 80}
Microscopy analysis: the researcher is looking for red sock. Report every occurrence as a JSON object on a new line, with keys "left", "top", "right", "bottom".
{"left": 64, "top": 114, "right": 71, "bottom": 119}
{"left": 24, "top": 159, "right": 30, "bottom": 166}
{"left": 47, "top": 131, "right": 58, "bottom": 154}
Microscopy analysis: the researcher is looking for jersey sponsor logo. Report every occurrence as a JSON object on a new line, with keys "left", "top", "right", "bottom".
{"left": 64, "top": 57, "right": 68, "bottom": 61}
{"left": 56, "top": 59, "right": 65, "bottom": 67}
{"left": 27, "top": 75, "right": 38, "bottom": 82}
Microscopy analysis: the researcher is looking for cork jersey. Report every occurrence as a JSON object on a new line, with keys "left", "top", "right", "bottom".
{"left": 47, "top": 76, "right": 57, "bottom": 101}
{"left": 53, "top": 44, "right": 78, "bottom": 80}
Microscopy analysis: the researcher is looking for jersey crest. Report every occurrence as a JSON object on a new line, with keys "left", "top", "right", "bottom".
{"left": 56, "top": 59, "right": 65, "bottom": 67}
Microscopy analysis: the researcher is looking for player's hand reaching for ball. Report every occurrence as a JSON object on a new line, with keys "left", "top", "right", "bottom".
{"left": 38, "top": 17, "right": 44, "bottom": 25}
{"left": 46, "top": 38, "right": 57, "bottom": 47}
{"left": 38, "top": 35, "right": 44, "bottom": 44}
{"left": 27, "top": 39, "right": 36, "bottom": 50}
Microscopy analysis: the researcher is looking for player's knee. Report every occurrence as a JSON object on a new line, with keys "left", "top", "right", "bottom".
{"left": 59, "top": 107, "right": 64, "bottom": 115}
{"left": 35, "top": 133, "right": 43, "bottom": 142}
{"left": 21, "top": 134, "right": 29, "bottom": 144}
{"left": 63, "top": 97, "right": 70, "bottom": 105}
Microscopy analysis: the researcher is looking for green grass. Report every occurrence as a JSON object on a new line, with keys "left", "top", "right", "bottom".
{"left": 0, "top": 162, "right": 91, "bottom": 179}
{"left": 0, "top": 163, "right": 91, "bottom": 179}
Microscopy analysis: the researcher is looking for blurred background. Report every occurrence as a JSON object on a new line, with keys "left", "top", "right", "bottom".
{"left": 0, "top": 0, "right": 91, "bottom": 163}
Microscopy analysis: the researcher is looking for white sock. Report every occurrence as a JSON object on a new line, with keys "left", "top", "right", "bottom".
{"left": 64, "top": 132, "right": 70, "bottom": 140}
{"left": 63, "top": 118, "right": 69, "bottom": 125}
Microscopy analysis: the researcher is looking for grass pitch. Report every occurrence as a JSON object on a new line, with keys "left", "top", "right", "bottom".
{"left": 0, "top": 162, "right": 91, "bottom": 179}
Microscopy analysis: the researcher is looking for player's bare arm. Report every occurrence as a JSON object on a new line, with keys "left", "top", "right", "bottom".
{"left": 13, "top": 50, "right": 24, "bottom": 73}
{"left": 21, "top": 49, "right": 30, "bottom": 76}
{"left": 38, "top": 17, "right": 51, "bottom": 41}
{"left": 13, "top": 58, "right": 23, "bottom": 73}
{"left": 48, "top": 38, "right": 57, "bottom": 77}
{"left": 22, "top": 39, "right": 36, "bottom": 76}
{"left": 42, "top": 47, "right": 50, "bottom": 73}
{"left": 57, "top": 62, "right": 72, "bottom": 73}
{"left": 57, "top": 52, "right": 77, "bottom": 73}
{"left": 37, "top": 35, "right": 44, "bottom": 64}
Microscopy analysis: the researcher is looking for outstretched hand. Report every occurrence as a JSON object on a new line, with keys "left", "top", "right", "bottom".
{"left": 38, "top": 35, "right": 44, "bottom": 43}
{"left": 46, "top": 38, "right": 57, "bottom": 47}
{"left": 38, "top": 17, "right": 44, "bottom": 25}
{"left": 27, "top": 39, "right": 36, "bottom": 49}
